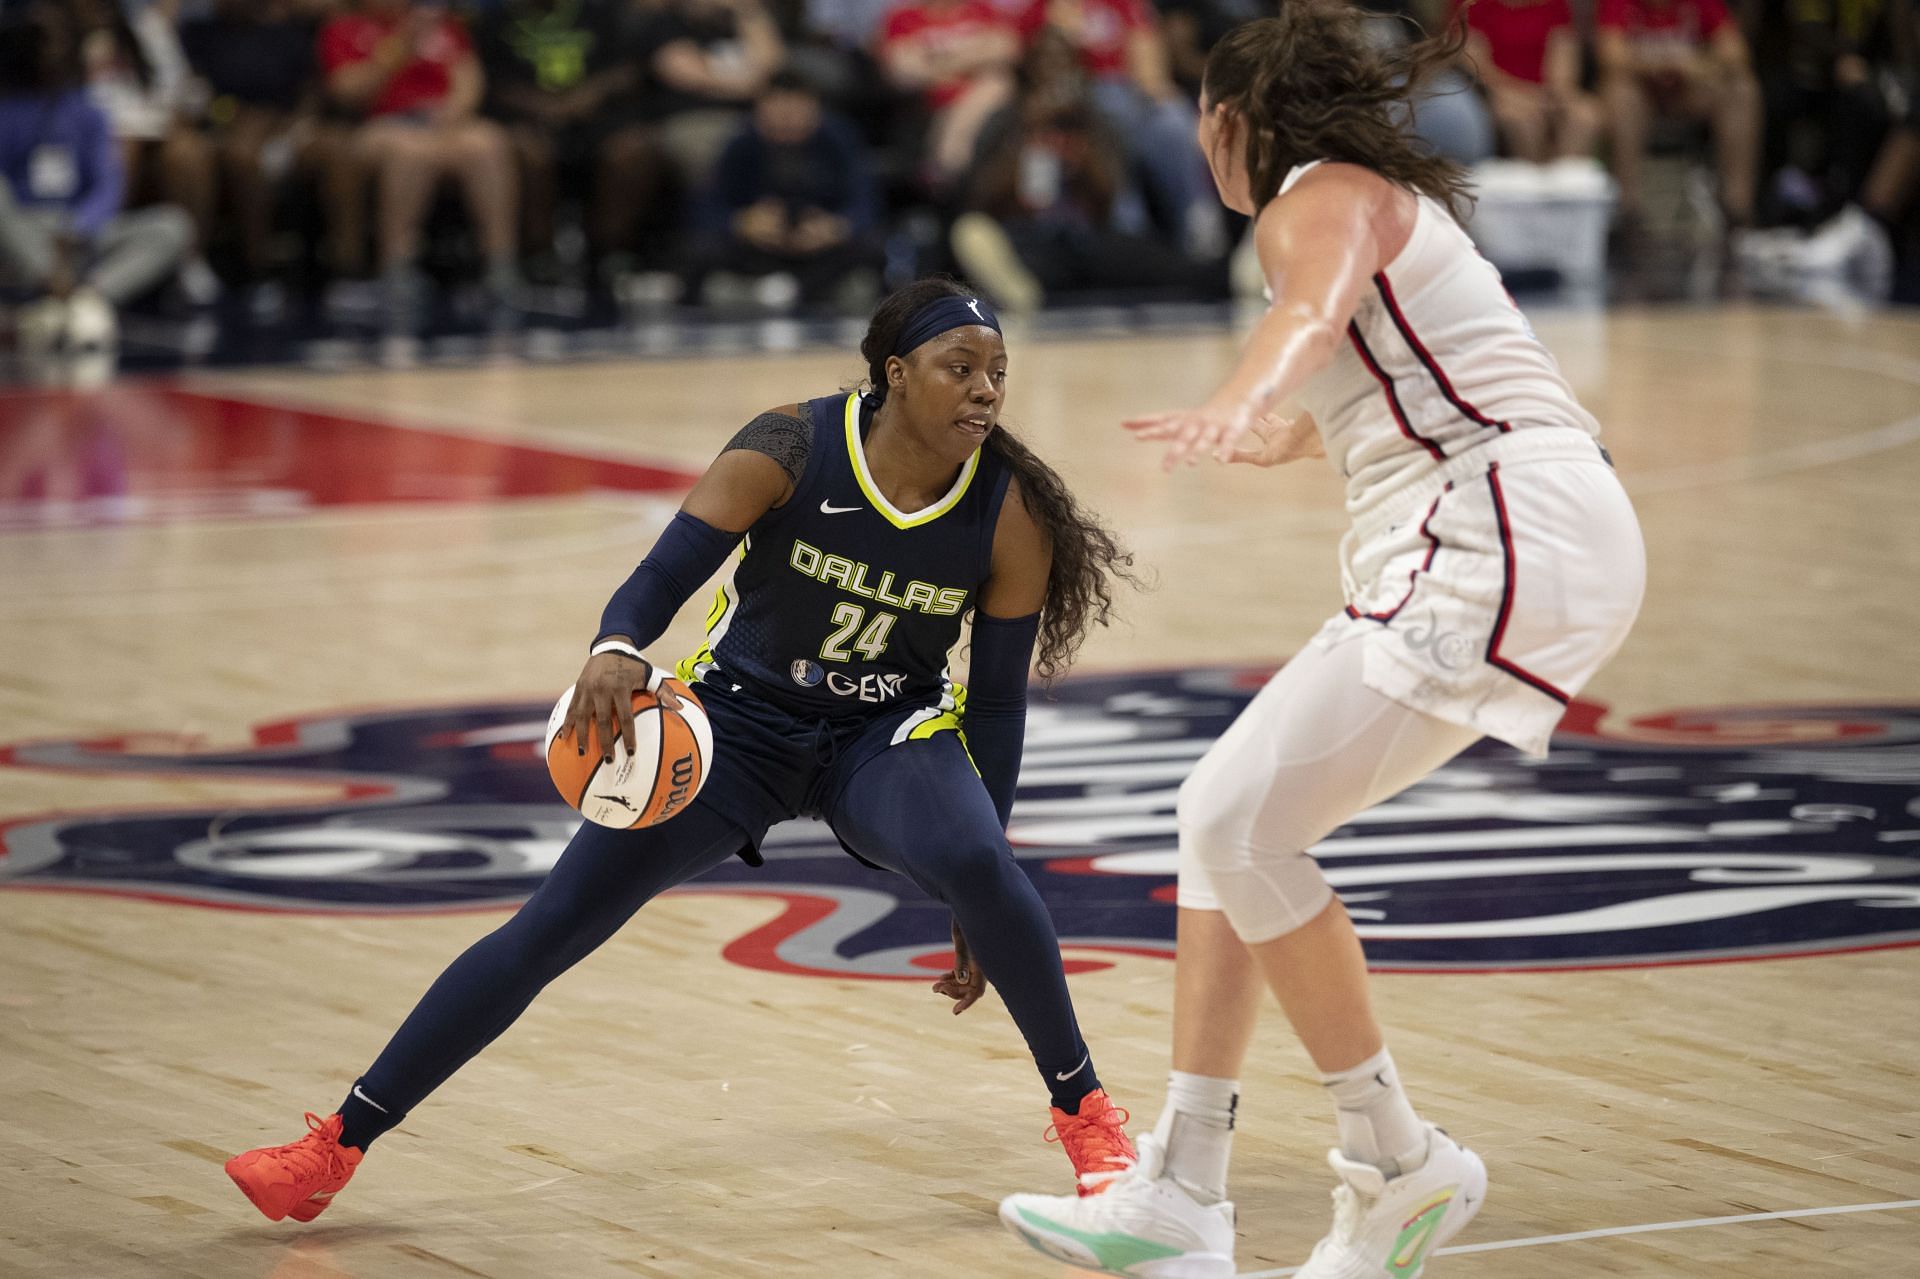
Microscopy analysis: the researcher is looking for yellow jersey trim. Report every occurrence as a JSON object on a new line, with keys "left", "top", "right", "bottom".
{"left": 842, "top": 392, "right": 979, "bottom": 530}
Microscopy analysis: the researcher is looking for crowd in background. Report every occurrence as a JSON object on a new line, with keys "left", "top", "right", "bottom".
{"left": 1, "top": 0, "right": 1916, "bottom": 356}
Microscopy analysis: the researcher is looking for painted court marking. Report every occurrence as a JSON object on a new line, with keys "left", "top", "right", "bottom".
{"left": 1238, "top": 1198, "right": 1920, "bottom": 1277}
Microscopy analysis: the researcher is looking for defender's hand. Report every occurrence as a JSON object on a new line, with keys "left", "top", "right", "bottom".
{"left": 1123, "top": 405, "right": 1254, "bottom": 470}
{"left": 1226, "top": 411, "right": 1325, "bottom": 467}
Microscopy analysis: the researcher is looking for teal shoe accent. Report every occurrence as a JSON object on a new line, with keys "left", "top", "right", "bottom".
{"left": 1016, "top": 1205, "right": 1186, "bottom": 1273}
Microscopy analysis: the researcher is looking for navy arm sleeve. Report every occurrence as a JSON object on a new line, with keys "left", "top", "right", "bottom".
{"left": 964, "top": 610, "right": 1040, "bottom": 828}
{"left": 594, "top": 511, "right": 740, "bottom": 650}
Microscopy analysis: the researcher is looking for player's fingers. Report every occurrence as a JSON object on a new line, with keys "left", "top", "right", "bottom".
{"left": 1123, "top": 417, "right": 1182, "bottom": 440}
{"left": 563, "top": 689, "right": 583, "bottom": 754}
{"left": 594, "top": 696, "right": 618, "bottom": 765}
{"left": 655, "top": 670, "right": 683, "bottom": 711}
{"left": 568, "top": 687, "right": 593, "bottom": 756}
{"left": 1210, "top": 423, "right": 1242, "bottom": 463}
{"left": 1178, "top": 430, "right": 1209, "bottom": 468}
{"left": 616, "top": 692, "right": 638, "bottom": 762}
{"left": 1183, "top": 421, "right": 1222, "bottom": 467}
{"left": 1162, "top": 427, "right": 1200, "bottom": 471}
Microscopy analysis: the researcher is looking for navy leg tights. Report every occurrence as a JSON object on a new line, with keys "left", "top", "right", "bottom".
{"left": 339, "top": 735, "right": 1099, "bottom": 1149}
{"left": 828, "top": 734, "right": 1099, "bottom": 1111}
{"left": 339, "top": 805, "right": 745, "bottom": 1148}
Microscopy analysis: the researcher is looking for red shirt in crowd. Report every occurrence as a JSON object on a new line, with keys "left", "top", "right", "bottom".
{"left": 319, "top": 11, "right": 473, "bottom": 118}
{"left": 1019, "top": 0, "right": 1153, "bottom": 81}
{"left": 881, "top": 0, "right": 1021, "bottom": 108}
{"left": 1595, "top": 0, "right": 1732, "bottom": 52}
{"left": 1461, "top": 0, "right": 1575, "bottom": 85}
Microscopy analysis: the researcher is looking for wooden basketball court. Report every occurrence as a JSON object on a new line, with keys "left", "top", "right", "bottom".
{"left": 3, "top": 303, "right": 1918, "bottom": 1277}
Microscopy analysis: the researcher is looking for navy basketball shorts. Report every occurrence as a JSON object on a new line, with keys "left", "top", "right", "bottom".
{"left": 685, "top": 675, "right": 970, "bottom": 866}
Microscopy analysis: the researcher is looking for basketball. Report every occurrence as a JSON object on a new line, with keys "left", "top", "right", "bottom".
{"left": 543, "top": 680, "right": 713, "bottom": 829}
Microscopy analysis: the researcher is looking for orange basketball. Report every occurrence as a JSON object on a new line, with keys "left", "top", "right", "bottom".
{"left": 543, "top": 679, "right": 712, "bottom": 829}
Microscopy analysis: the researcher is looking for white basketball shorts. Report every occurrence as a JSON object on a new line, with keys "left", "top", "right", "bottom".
{"left": 1315, "top": 426, "right": 1646, "bottom": 757}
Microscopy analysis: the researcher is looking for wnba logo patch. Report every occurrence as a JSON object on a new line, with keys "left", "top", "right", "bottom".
{"left": 3, "top": 666, "right": 1918, "bottom": 976}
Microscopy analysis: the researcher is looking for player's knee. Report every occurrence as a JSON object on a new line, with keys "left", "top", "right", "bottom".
{"left": 493, "top": 900, "right": 573, "bottom": 969}
{"left": 494, "top": 881, "right": 621, "bottom": 975}
{"left": 1177, "top": 763, "right": 1330, "bottom": 916}
{"left": 1172, "top": 829, "right": 1223, "bottom": 912}
{"left": 1223, "top": 853, "right": 1335, "bottom": 945}
{"left": 913, "top": 835, "right": 1016, "bottom": 906}
{"left": 1175, "top": 759, "right": 1262, "bottom": 873}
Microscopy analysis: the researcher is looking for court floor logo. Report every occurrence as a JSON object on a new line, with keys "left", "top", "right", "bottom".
{"left": 3, "top": 666, "right": 1918, "bottom": 975}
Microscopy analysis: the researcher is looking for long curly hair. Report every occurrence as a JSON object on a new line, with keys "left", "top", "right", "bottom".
{"left": 859, "top": 277, "right": 1138, "bottom": 681}
{"left": 1203, "top": 4, "right": 1474, "bottom": 221}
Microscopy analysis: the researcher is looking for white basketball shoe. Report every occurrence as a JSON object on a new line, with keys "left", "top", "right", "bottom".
{"left": 1295, "top": 1125, "right": 1486, "bottom": 1279}
{"left": 998, "top": 1133, "right": 1236, "bottom": 1278}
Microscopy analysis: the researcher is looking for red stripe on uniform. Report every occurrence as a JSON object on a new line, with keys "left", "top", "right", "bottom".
{"left": 1347, "top": 486, "right": 1451, "bottom": 623}
{"left": 1347, "top": 322, "right": 1446, "bottom": 461}
{"left": 1375, "top": 273, "right": 1510, "bottom": 434}
{"left": 1484, "top": 464, "right": 1571, "bottom": 704}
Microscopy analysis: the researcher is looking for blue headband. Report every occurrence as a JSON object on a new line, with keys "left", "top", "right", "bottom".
{"left": 892, "top": 294, "right": 1001, "bottom": 358}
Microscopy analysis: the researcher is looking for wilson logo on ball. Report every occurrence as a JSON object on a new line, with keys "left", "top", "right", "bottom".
{"left": 658, "top": 753, "right": 699, "bottom": 822}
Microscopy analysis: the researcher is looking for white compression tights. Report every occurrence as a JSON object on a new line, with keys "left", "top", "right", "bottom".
{"left": 1176, "top": 635, "right": 1481, "bottom": 944}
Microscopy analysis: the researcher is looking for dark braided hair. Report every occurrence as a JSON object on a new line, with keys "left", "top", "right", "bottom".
{"left": 1203, "top": 4, "right": 1474, "bottom": 222}
{"left": 859, "top": 277, "right": 1139, "bottom": 682}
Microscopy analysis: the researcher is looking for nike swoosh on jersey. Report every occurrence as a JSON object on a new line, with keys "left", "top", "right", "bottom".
{"left": 819, "top": 500, "right": 863, "bottom": 514}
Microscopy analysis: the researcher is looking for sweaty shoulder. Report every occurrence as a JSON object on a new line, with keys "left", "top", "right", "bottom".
{"left": 1259, "top": 162, "right": 1415, "bottom": 273}
{"left": 722, "top": 402, "right": 815, "bottom": 492}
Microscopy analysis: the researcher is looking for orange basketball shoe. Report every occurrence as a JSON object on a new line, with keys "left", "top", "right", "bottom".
{"left": 1046, "top": 1088, "right": 1138, "bottom": 1196}
{"left": 225, "top": 1112, "right": 364, "bottom": 1222}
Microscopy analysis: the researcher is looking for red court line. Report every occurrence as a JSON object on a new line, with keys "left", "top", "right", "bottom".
{"left": 0, "top": 384, "right": 698, "bottom": 530}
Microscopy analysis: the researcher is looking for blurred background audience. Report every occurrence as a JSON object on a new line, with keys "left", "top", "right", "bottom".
{"left": 2, "top": 0, "right": 1916, "bottom": 368}
{"left": 1462, "top": 0, "right": 1598, "bottom": 161}
{"left": 688, "top": 67, "right": 882, "bottom": 307}
{"left": 1, "top": 0, "right": 190, "bottom": 354}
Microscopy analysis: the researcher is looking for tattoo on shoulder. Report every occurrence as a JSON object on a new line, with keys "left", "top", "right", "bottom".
{"left": 723, "top": 408, "right": 812, "bottom": 487}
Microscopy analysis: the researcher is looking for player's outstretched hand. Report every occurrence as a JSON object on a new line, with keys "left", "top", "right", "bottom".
{"left": 1226, "top": 411, "right": 1325, "bottom": 467}
{"left": 565, "top": 650, "right": 682, "bottom": 764}
{"left": 932, "top": 918, "right": 986, "bottom": 1015}
{"left": 1123, "top": 406, "right": 1253, "bottom": 470}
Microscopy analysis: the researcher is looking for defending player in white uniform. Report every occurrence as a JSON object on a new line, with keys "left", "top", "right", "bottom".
{"left": 998, "top": 6, "right": 1645, "bottom": 1277}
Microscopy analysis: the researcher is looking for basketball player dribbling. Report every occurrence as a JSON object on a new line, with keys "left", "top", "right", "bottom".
{"left": 999, "top": 7, "right": 1646, "bottom": 1277}
{"left": 224, "top": 279, "right": 1146, "bottom": 1225}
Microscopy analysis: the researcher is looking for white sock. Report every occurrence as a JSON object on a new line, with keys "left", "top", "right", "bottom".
{"left": 1150, "top": 1071, "right": 1239, "bottom": 1204}
{"left": 1321, "top": 1047, "right": 1428, "bottom": 1178}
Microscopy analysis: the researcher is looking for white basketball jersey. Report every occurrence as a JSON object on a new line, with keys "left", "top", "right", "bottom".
{"left": 1280, "top": 162, "right": 1600, "bottom": 505}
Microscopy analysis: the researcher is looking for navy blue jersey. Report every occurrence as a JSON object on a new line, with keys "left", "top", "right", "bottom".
{"left": 677, "top": 392, "right": 1013, "bottom": 721}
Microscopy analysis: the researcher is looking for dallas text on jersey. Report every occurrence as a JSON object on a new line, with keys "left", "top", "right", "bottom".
{"left": 787, "top": 539, "right": 969, "bottom": 616}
